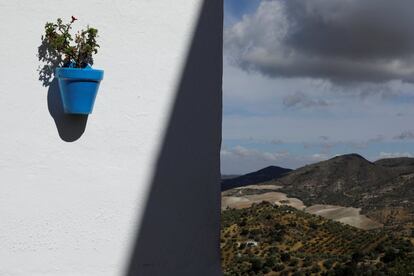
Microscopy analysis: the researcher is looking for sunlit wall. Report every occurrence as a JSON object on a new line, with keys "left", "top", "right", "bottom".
{"left": 0, "top": 1, "right": 222, "bottom": 275}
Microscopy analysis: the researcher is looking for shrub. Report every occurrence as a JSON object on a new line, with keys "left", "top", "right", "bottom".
{"left": 289, "top": 258, "right": 299, "bottom": 267}
{"left": 42, "top": 16, "right": 99, "bottom": 68}
{"left": 273, "top": 263, "right": 285, "bottom": 272}
{"left": 323, "top": 259, "right": 334, "bottom": 269}
{"left": 249, "top": 256, "right": 264, "bottom": 272}
{"left": 281, "top": 252, "right": 291, "bottom": 262}
{"left": 310, "top": 265, "right": 320, "bottom": 273}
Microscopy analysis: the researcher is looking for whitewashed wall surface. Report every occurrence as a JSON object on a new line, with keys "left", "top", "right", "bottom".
{"left": 0, "top": 0, "right": 223, "bottom": 275}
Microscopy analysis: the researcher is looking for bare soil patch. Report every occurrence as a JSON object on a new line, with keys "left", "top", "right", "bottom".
{"left": 222, "top": 191, "right": 383, "bottom": 230}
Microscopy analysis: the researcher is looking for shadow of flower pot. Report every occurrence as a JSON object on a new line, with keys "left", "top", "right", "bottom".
{"left": 47, "top": 78, "right": 88, "bottom": 142}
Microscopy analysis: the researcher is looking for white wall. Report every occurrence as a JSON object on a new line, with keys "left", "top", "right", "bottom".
{"left": 0, "top": 1, "right": 222, "bottom": 275}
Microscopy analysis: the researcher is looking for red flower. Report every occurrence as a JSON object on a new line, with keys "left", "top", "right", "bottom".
{"left": 71, "top": 16, "right": 78, "bottom": 23}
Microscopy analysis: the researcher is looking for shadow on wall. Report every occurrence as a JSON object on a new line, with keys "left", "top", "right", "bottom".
{"left": 47, "top": 79, "right": 88, "bottom": 142}
{"left": 37, "top": 36, "right": 88, "bottom": 142}
{"left": 125, "top": 0, "right": 223, "bottom": 275}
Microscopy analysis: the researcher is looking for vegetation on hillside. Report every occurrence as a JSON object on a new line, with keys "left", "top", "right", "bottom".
{"left": 221, "top": 202, "right": 414, "bottom": 275}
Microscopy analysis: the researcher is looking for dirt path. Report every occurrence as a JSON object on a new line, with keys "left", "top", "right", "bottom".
{"left": 222, "top": 191, "right": 383, "bottom": 230}
{"left": 305, "top": 205, "right": 383, "bottom": 230}
{"left": 222, "top": 192, "right": 306, "bottom": 210}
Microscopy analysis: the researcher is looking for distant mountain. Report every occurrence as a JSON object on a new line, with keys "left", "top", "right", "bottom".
{"left": 222, "top": 154, "right": 414, "bottom": 227}
{"left": 221, "top": 166, "right": 292, "bottom": 191}
{"left": 375, "top": 157, "right": 414, "bottom": 175}
{"left": 375, "top": 157, "right": 414, "bottom": 167}
{"left": 272, "top": 154, "right": 414, "bottom": 227}
{"left": 221, "top": 174, "right": 240, "bottom": 180}
{"left": 276, "top": 154, "right": 394, "bottom": 205}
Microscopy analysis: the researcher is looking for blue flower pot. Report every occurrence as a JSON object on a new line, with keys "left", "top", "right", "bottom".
{"left": 56, "top": 66, "right": 104, "bottom": 114}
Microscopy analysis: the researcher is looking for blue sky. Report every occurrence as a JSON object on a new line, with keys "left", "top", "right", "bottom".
{"left": 223, "top": 0, "right": 260, "bottom": 26}
{"left": 222, "top": 0, "right": 414, "bottom": 174}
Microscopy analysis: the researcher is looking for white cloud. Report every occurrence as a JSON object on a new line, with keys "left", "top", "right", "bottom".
{"left": 283, "top": 91, "right": 330, "bottom": 108}
{"left": 379, "top": 152, "right": 413, "bottom": 158}
{"left": 311, "top": 153, "right": 329, "bottom": 160}
{"left": 221, "top": 145, "right": 287, "bottom": 162}
{"left": 225, "top": 0, "right": 414, "bottom": 85}
{"left": 220, "top": 145, "right": 331, "bottom": 174}
{"left": 222, "top": 112, "right": 412, "bottom": 144}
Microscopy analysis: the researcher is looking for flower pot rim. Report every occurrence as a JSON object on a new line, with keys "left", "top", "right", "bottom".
{"left": 56, "top": 66, "right": 104, "bottom": 81}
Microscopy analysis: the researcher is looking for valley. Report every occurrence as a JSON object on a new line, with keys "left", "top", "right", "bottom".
{"left": 222, "top": 185, "right": 381, "bottom": 230}
{"left": 221, "top": 154, "right": 414, "bottom": 274}
{"left": 222, "top": 154, "right": 414, "bottom": 231}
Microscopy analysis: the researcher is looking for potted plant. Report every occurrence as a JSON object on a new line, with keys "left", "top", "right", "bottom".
{"left": 43, "top": 16, "right": 103, "bottom": 114}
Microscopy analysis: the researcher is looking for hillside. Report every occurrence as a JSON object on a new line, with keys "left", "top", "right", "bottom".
{"left": 269, "top": 154, "right": 414, "bottom": 227}
{"left": 375, "top": 157, "right": 414, "bottom": 168}
{"left": 221, "top": 202, "right": 414, "bottom": 275}
{"left": 222, "top": 174, "right": 240, "bottom": 180}
{"left": 276, "top": 154, "right": 394, "bottom": 206}
{"left": 222, "top": 166, "right": 292, "bottom": 191}
{"left": 375, "top": 157, "right": 414, "bottom": 176}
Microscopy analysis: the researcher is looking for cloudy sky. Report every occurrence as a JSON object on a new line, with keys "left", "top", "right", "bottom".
{"left": 222, "top": 0, "right": 414, "bottom": 174}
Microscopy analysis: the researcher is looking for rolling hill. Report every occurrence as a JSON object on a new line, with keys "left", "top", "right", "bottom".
{"left": 276, "top": 154, "right": 395, "bottom": 206}
{"left": 221, "top": 166, "right": 292, "bottom": 191}
{"left": 273, "top": 154, "right": 414, "bottom": 227}
{"left": 222, "top": 154, "right": 414, "bottom": 229}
